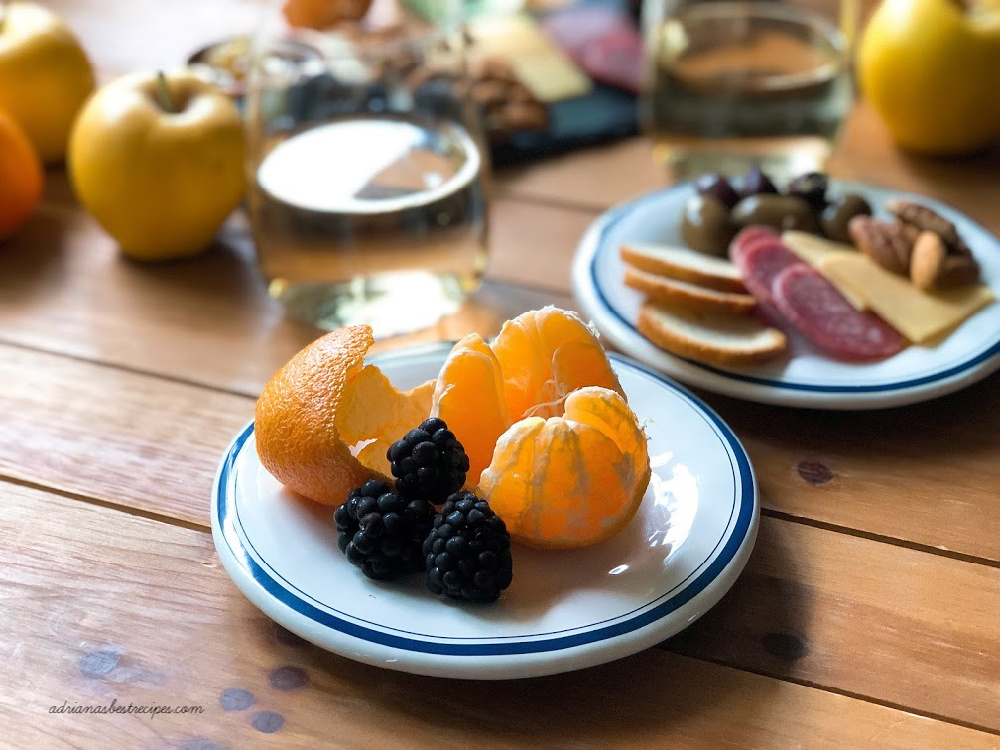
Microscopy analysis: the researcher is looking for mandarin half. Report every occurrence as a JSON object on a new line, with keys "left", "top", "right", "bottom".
{"left": 255, "top": 326, "right": 433, "bottom": 505}
{"left": 479, "top": 386, "right": 650, "bottom": 549}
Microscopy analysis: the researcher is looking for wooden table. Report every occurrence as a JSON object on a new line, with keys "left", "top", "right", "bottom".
{"left": 3, "top": 2, "right": 1000, "bottom": 747}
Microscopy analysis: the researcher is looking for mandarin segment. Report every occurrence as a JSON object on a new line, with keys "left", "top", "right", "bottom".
{"left": 491, "top": 307, "right": 626, "bottom": 421}
{"left": 430, "top": 334, "right": 511, "bottom": 482}
{"left": 479, "top": 386, "right": 650, "bottom": 549}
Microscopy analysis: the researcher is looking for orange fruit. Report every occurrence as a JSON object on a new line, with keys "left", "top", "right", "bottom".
{"left": 0, "top": 111, "right": 43, "bottom": 240}
{"left": 255, "top": 326, "right": 433, "bottom": 505}
{"left": 430, "top": 333, "right": 511, "bottom": 483}
{"left": 282, "top": 0, "right": 373, "bottom": 28}
{"left": 491, "top": 307, "right": 626, "bottom": 421}
{"left": 479, "top": 386, "right": 650, "bottom": 549}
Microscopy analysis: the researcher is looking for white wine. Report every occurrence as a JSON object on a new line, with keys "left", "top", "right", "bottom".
{"left": 249, "top": 114, "right": 489, "bottom": 336}
{"left": 642, "top": 1, "right": 852, "bottom": 182}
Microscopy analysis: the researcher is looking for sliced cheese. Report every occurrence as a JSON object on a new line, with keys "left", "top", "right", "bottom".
{"left": 819, "top": 254, "right": 995, "bottom": 343}
{"left": 781, "top": 231, "right": 868, "bottom": 310}
{"left": 465, "top": 15, "right": 592, "bottom": 103}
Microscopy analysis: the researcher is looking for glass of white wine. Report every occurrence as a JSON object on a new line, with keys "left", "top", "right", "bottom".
{"left": 640, "top": 0, "right": 856, "bottom": 183}
{"left": 245, "top": 1, "right": 490, "bottom": 338}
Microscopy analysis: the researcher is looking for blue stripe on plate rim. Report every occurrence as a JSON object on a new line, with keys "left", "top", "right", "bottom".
{"left": 214, "top": 353, "right": 756, "bottom": 656}
{"left": 587, "top": 186, "right": 1000, "bottom": 394}
{"left": 228, "top": 359, "right": 738, "bottom": 643}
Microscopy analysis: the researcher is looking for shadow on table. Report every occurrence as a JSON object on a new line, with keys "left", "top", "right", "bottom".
{"left": 0, "top": 203, "right": 73, "bottom": 307}
{"left": 239, "top": 528, "right": 809, "bottom": 746}
{"left": 263, "top": 624, "right": 777, "bottom": 746}
{"left": 659, "top": 520, "right": 814, "bottom": 681}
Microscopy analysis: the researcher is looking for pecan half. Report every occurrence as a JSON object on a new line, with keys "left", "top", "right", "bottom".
{"left": 938, "top": 255, "right": 981, "bottom": 288}
{"left": 885, "top": 199, "right": 971, "bottom": 256}
{"left": 848, "top": 216, "right": 918, "bottom": 276}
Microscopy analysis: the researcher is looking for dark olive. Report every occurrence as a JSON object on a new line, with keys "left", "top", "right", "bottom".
{"left": 680, "top": 194, "right": 736, "bottom": 256}
{"left": 731, "top": 194, "right": 820, "bottom": 234}
{"left": 787, "top": 172, "right": 829, "bottom": 212}
{"left": 821, "top": 192, "right": 873, "bottom": 243}
{"left": 695, "top": 173, "right": 740, "bottom": 209}
{"left": 737, "top": 165, "right": 779, "bottom": 199}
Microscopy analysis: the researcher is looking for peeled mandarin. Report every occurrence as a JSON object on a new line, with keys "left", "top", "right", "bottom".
{"left": 479, "top": 386, "right": 650, "bottom": 549}
{"left": 430, "top": 333, "right": 511, "bottom": 482}
{"left": 491, "top": 307, "right": 626, "bottom": 421}
{"left": 255, "top": 326, "right": 432, "bottom": 505}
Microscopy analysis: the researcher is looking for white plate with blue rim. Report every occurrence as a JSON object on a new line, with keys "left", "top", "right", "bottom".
{"left": 572, "top": 182, "right": 1000, "bottom": 410}
{"left": 211, "top": 343, "right": 758, "bottom": 680}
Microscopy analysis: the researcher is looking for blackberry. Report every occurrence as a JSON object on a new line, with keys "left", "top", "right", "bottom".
{"left": 388, "top": 418, "right": 470, "bottom": 503}
{"left": 423, "top": 491, "right": 513, "bottom": 603}
{"left": 334, "top": 479, "right": 435, "bottom": 580}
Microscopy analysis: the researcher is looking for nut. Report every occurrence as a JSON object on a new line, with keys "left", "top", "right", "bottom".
{"left": 909, "top": 231, "right": 980, "bottom": 291}
{"left": 847, "top": 216, "right": 918, "bottom": 276}
{"left": 409, "top": 54, "right": 548, "bottom": 144}
{"left": 938, "top": 255, "right": 981, "bottom": 288}
{"left": 471, "top": 79, "right": 509, "bottom": 110}
{"left": 885, "top": 198, "right": 970, "bottom": 256}
{"left": 910, "top": 231, "right": 948, "bottom": 291}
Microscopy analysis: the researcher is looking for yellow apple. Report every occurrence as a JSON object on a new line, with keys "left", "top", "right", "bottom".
{"left": 858, "top": 0, "right": 1000, "bottom": 155}
{"left": 0, "top": 2, "right": 95, "bottom": 163}
{"left": 68, "top": 70, "right": 245, "bottom": 262}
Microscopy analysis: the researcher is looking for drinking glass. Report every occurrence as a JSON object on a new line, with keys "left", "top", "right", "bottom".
{"left": 640, "top": 0, "right": 855, "bottom": 182}
{"left": 245, "top": 4, "right": 490, "bottom": 338}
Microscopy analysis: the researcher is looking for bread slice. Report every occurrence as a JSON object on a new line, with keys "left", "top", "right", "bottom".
{"left": 624, "top": 266, "right": 757, "bottom": 314}
{"left": 621, "top": 242, "right": 746, "bottom": 293}
{"left": 637, "top": 301, "right": 788, "bottom": 367}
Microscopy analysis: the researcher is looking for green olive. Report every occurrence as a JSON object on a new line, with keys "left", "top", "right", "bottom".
{"left": 821, "top": 193, "right": 873, "bottom": 243}
{"left": 731, "top": 194, "right": 820, "bottom": 234}
{"left": 680, "top": 194, "right": 736, "bottom": 256}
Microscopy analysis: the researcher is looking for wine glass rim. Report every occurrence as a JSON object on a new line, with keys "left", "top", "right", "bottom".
{"left": 675, "top": 1, "right": 848, "bottom": 55}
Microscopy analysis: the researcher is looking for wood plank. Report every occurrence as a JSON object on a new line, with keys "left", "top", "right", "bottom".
{"left": 2, "top": 481, "right": 996, "bottom": 749}
{"left": 663, "top": 516, "right": 1000, "bottom": 734}
{"left": 0, "top": 343, "right": 251, "bottom": 527}
{"left": 3, "top": 344, "right": 1000, "bottom": 730}
{"left": 495, "top": 106, "right": 1000, "bottom": 238}
{"left": 705, "top": 373, "right": 1000, "bottom": 564}
{"left": 0, "top": 179, "right": 578, "bottom": 396}
{"left": 4, "top": 332, "right": 999, "bottom": 563}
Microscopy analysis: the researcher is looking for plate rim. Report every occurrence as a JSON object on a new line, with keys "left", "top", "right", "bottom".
{"left": 211, "top": 348, "right": 759, "bottom": 679}
{"left": 572, "top": 181, "right": 1000, "bottom": 410}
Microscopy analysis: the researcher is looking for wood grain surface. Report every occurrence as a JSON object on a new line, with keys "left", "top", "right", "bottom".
{"left": 4, "top": 481, "right": 998, "bottom": 749}
{"left": 4, "top": 0, "right": 1000, "bottom": 746}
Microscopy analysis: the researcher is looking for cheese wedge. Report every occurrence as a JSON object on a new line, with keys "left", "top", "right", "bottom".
{"left": 819, "top": 254, "right": 995, "bottom": 343}
{"left": 465, "top": 15, "right": 592, "bottom": 103}
{"left": 781, "top": 231, "right": 868, "bottom": 310}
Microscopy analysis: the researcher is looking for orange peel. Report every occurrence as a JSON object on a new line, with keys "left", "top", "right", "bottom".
{"left": 255, "top": 326, "right": 433, "bottom": 505}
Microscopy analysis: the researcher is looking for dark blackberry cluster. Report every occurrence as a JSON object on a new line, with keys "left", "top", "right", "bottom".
{"left": 334, "top": 479, "right": 435, "bottom": 580}
{"left": 423, "top": 491, "right": 513, "bottom": 603}
{"left": 388, "top": 418, "right": 470, "bottom": 502}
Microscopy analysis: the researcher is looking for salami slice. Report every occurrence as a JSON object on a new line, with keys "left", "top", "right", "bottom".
{"left": 729, "top": 226, "right": 779, "bottom": 266}
{"left": 772, "top": 264, "right": 906, "bottom": 361}
{"left": 735, "top": 239, "right": 801, "bottom": 306}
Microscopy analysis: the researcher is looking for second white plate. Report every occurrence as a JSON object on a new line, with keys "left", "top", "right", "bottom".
{"left": 572, "top": 182, "right": 1000, "bottom": 409}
